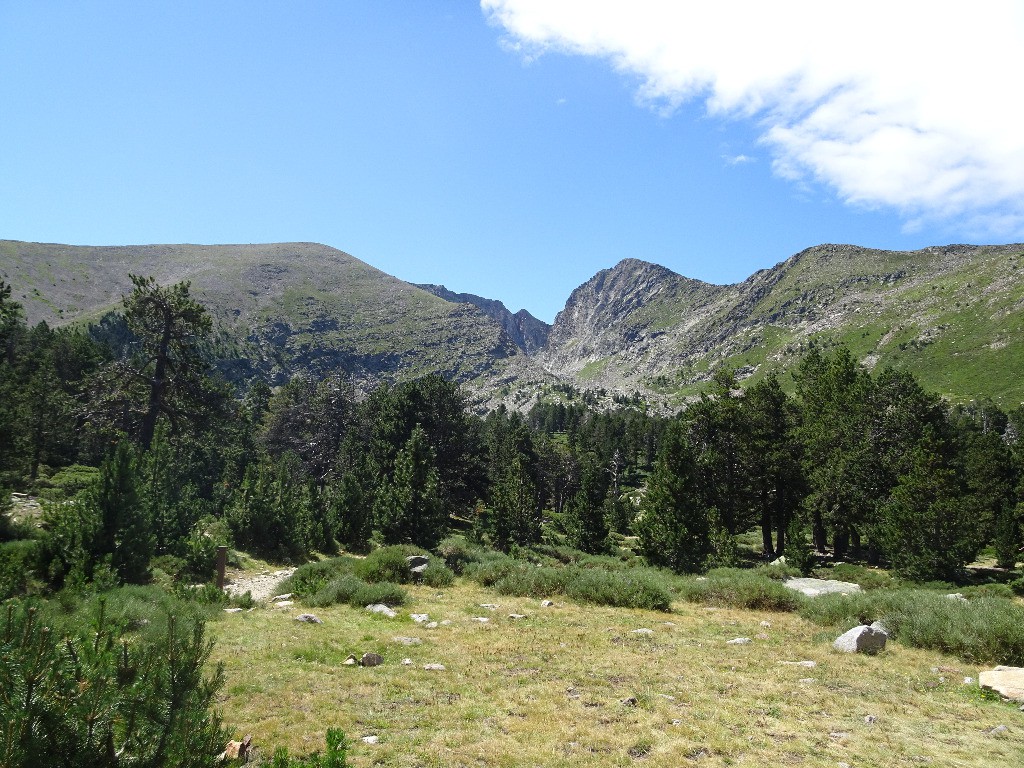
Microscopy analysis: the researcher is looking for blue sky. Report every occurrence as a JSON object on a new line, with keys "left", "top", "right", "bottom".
{"left": 2, "top": 2, "right": 1022, "bottom": 322}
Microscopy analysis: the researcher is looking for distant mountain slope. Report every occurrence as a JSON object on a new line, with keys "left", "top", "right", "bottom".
{"left": 415, "top": 283, "right": 550, "bottom": 354}
{"left": 0, "top": 240, "right": 553, "bottom": 406}
{"left": 4, "top": 239, "right": 1023, "bottom": 410}
{"left": 538, "top": 244, "right": 1024, "bottom": 407}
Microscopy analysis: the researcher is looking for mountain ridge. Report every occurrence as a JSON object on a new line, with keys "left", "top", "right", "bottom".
{"left": 3, "top": 238, "right": 1024, "bottom": 409}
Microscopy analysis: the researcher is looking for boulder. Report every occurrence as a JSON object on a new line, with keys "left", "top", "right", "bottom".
{"left": 833, "top": 625, "right": 887, "bottom": 654}
{"left": 360, "top": 652, "right": 384, "bottom": 667}
{"left": 869, "top": 620, "right": 890, "bottom": 637}
{"left": 979, "top": 666, "right": 1024, "bottom": 702}
{"left": 294, "top": 613, "right": 322, "bottom": 624}
{"left": 784, "top": 577, "right": 862, "bottom": 597}
{"left": 366, "top": 604, "right": 397, "bottom": 618}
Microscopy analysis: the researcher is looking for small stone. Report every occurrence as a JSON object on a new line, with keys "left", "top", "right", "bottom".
{"left": 410, "top": 613, "right": 430, "bottom": 623}
{"left": 273, "top": 600, "right": 294, "bottom": 608}
{"left": 760, "top": 621, "right": 771, "bottom": 628}
{"left": 271, "top": 593, "right": 294, "bottom": 602}
{"left": 986, "top": 725, "right": 1008, "bottom": 736}
{"left": 799, "top": 678, "right": 815, "bottom": 684}
{"left": 779, "top": 660, "right": 817, "bottom": 668}
{"left": 393, "top": 636, "right": 422, "bottom": 645}
{"left": 829, "top": 731, "right": 850, "bottom": 740}
{"left": 726, "top": 637, "right": 752, "bottom": 645}
{"left": 656, "top": 694, "right": 676, "bottom": 700}
{"left": 423, "top": 663, "right": 446, "bottom": 671}
{"left": 833, "top": 625, "right": 886, "bottom": 654}
{"left": 440, "top": 620, "right": 451, "bottom": 626}
{"left": 426, "top": 621, "right": 439, "bottom": 629}
{"left": 671, "top": 719, "right": 682, "bottom": 726}
{"left": 755, "top": 633, "right": 770, "bottom": 640}
{"left": 864, "top": 715, "right": 877, "bottom": 724}
{"left": 664, "top": 621, "right": 676, "bottom": 627}
{"left": 343, "top": 654, "right": 358, "bottom": 665}
{"left": 360, "top": 653, "right": 384, "bottom": 667}
{"left": 620, "top": 697, "right": 638, "bottom": 707}
{"left": 964, "top": 677, "right": 974, "bottom": 684}
{"left": 402, "top": 658, "right": 412, "bottom": 665}
{"left": 480, "top": 603, "right": 499, "bottom": 609}
{"left": 632, "top": 628, "right": 654, "bottom": 635}
{"left": 508, "top": 613, "right": 527, "bottom": 619}
{"left": 541, "top": 600, "right": 555, "bottom": 607}
{"left": 294, "top": 613, "right": 322, "bottom": 624}
{"left": 946, "top": 592, "right": 968, "bottom": 602}
{"left": 361, "top": 735, "right": 379, "bottom": 744}
{"left": 366, "top": 604, "right": 397, "bottom": 618}
{"left": 223, "top": 607, "right": 243, "bottom": 613}
{"left": 472, "top": 617, "right": 489, "bottom": 623}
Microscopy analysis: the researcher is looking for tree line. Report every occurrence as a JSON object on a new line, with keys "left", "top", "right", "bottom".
{"left": 2, "top": 275, "right": 1022, "bottom": 596}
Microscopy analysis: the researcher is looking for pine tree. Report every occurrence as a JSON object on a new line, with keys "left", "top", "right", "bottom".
{"left": 373, "top": 426, "right": 447, "bottom": 549}
{"left": 635, "top": 420, "right": 711, "bottom": 573}
{"left": 88, "top": 442, "right": 153, "bottom": 584}
{"left": 879, "top": 426, "right": 982, "bottom": 581}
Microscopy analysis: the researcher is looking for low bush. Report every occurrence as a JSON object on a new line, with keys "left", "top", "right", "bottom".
{"left": 420, "top": 561, "right": 455, "bottom": 587}
{"left": 270, "top": 728, "right": 349, "bottom": 767}
{"left": 0, "top": 539, "right": 40, "bottom": 600}
{"left": 278, "top": 558, "right": 356, "bottom": 597}
{"left": 563, "top": 567, "right": 672, "bottom": 611}
{"left": 812, "top": 563, "right": 895, "bottom": 590}
{"left": 436, "top": 535, "right": 482, "bottom": 574}
{"left": 678, "top": 568, "right": 804, "bottom": 612}
{"left": 492, "top": 565, "right": 567, "bottom": 598}
{"left": 307, "top": 573, "right": 365, "bottom": 608}
{"left": 799, "top": 589, "right": 1024, "bottom": 665}
{"left": 350, "top": 581, "right": 406, "bottom": 608}
{"left": 354, "top": 546, "right": 413, "bottom": 584}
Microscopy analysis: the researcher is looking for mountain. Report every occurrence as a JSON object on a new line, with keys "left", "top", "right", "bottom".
{"left": 3, "top": 239, "right": 1024, "bottom": 410}
{"left": 415, "top": 284, "right": 550, "bottom": 354}
{"left": 0, "top": 240, "right": 554, "bottom": 410}
{"left": 537, "top": 243, "right": 1024, "bottom": 407}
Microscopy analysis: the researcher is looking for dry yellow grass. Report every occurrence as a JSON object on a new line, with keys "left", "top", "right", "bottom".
{"left": 209, "top": 580, "right": 1024, "bottom": 767}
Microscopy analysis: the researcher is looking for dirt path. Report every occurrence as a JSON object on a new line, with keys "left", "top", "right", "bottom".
{"left": 224, "top": 567, "right": 296, "bottom": 603}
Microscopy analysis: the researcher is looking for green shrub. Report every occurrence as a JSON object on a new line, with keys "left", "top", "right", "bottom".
{"left": 354, "top": 546, "right": 413, "bottom": 584}
{"left": 463, "top": 550, "right": 520, "bottom": 587}
{"left": 421, "top": 561, "right": 455, "bottom": 587}
{"left": 269, "top": 728, "right": 349, "bottom": 767}
{"left": 0, "top": 539, "right": 40, "bottom": 600}
{"left": 279, "top": 558, "right": 356, "bottom": 597}
{"left": 307, "top": 573, "right": 366, "bottom": 608}
{"left": 562, "top": 567, "right": 672, "bottom": 612}
{"left": 492, "top": 565, "right": 567, "bottom": 598}
{"left": 37, "top": 464, "right": 100, "bottom": 501}
{"left": 436, "top": 535, "right": 482, "bottom": 574}
{"left": 350, "top": 581, "right": 406, "bottom": 608}
{"left": 1, "top": 596, "right": 226, "bottom": 767}
{"left": 1009, "top": 576, "right": 1024, "bottom": 596}
{"left": 812, "top": 563, "right": 895, "bottom": 590}
{"left": 960, "top": 583, "right": 1016, "bottom": 600}
{"left": 679, "top": 568, "right": 804, "bottom": 612}
{"left": 759, "top": 561, "right": 800, "bottom": 581}
{"left": 798, "top": 589, "right": 1024, "bottom": 665}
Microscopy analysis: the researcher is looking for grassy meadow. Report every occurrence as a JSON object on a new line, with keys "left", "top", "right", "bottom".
{"left": 209, "top": 575, "right": 1024, "bottom": 767}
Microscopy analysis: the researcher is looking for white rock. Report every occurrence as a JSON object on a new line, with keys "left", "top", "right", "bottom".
{"left": 425, "top": 621, "right": 439, "bottom": 629}
{"left": 361, "top": 735, "right": 379, "bottom": 744}
{"left": 779, "top": 660, "right": 817, "bottom": 668}
{"left": 979, "top": 666, "right": 1024, "bottom": 702}
{"left": 833, "top": 625, "right": 886, "bottom": 654}
{"left": 273, "top": 600, "right": 294, "bottom": 608}
{"left": 946, "top": 593, "right": 968, "bottom": 602}
{"left": 402, "top": 658, "right": 412, "bottom": 665}
{"left": 480, "top": 603, "right": 499, "bottom": 610}
{"left": 759, "top": 621, "right": 771, "bottom": 628}
{"left": 423, "top": 663, "right": 446, "bottom": 671}
{"left": 726, "top": 637, "right": 752, "bottom": 645}
{"left": 271, "top": 593, "right": 294, "bottom": 602}
{"left": 365, "top": 604, "right": 397, "bottom": 618}
{"left": 508, "top": 614, "right": 527, "bottom": 619}
{"left": 472, "top": 617, "right": 489, "bottom": 623}
{"left": 223, "top": 608, "right": 243, "bottom": 613}
{"left": 541, "top": 600, "right": 555, "bottom": 607}
{"left": 784, "top": 577, "right": 862, "bottom": 597}
{"left": 632, "top": 628, "right": 654, "bottom": 635}
{"left": 410, "top": 613, "right": 430, "bottom": 623}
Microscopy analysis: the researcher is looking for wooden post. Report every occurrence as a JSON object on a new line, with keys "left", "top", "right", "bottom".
{"left": 216, "top": 546, "right": 228, "bottom": 590}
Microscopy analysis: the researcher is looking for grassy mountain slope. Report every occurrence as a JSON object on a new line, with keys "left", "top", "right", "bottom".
{"left": 539, "top": 244, "right": 1024, "bottom": 407}
{"left": 0, "top": 240, "right": 553, "bottom": 405}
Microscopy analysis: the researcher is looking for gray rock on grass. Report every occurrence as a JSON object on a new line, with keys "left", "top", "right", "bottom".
{"left": 833, "top": 625, "right": 887, "bottom": 654}
{"left": 366, "top": 604, "right": 397, "bottom": 618}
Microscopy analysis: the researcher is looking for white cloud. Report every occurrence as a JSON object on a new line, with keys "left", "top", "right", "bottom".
{"left": 482, "top": 0, "right": 1024, "bottom": 236}
{"left": 725, "top": 154, "right": 754, "bottom": 166}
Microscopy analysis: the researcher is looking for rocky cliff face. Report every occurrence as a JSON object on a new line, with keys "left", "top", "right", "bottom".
{"left": 538, "top": 243, "right": 1024, "bottom": 407}
{"left": 416, "top": 284, "right": 550, "bottom": 354}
